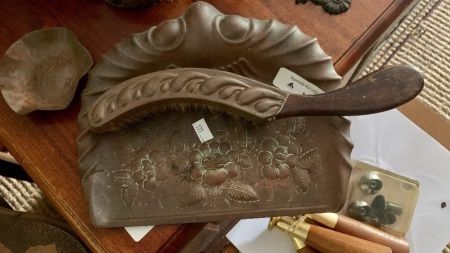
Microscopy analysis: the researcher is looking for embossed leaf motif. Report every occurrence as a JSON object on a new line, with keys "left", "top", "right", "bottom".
{"left": 213, "top": 130, "right": 228, "bottom": 142}
{"left": 285, "top": 117, "right": 306, "bottom": 136}
{"left": 120, "top": 131, "right": 134, "bottom": 156}
{"left": 178, "top": 184, "right": 207, "bottom": 208}
{"left": 292, "top": 169, "right": 311, "bottom": 192}
{"left": 237, "top": 124, "right": 257, "bottom": 150}
{"left": 110, "top": 170, "right": 133, "bottom": 186}
{"left": 298, "top": 148, "right": 319, "bottom": 170}
{"left": 121, "top": 185, "right": 137, "bottom": 208}
{"left": 238, "top": 155, "right": 252, "bottom": 169}
{"left": 225, "top": 181, "right": 259, "bottom": 202}
{"left": 168, "top": 131, "right": 186, "bottom": 157}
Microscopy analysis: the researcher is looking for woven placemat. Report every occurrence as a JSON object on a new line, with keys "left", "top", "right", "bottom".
{"left": 360, "top": 0, "right": 450, "bottom": 123}
{"left": 0, "top": 174, "right": 61, "bottom": 220}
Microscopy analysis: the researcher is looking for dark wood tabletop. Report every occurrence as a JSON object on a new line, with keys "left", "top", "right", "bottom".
{"left": 0, "top": 0, "right": 416, "bottom": 252}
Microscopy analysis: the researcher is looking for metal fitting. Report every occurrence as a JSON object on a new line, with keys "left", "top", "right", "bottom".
{"left": 360, "top": 172, "right": 383, "bottom": 194}
{"left": 377, "top": 212, "right": 397, "bottom": 226}
{"left": 268, "top": 216, "right": 310, "bottom": 241}
{"left": 348, "top": 201, "right": 372, "bottom": 221}
{"left": 371, "top": 195, "right": 403, "bottom": 216}
{"left": 370, "top": 195, "right": 403, "bottom": 226}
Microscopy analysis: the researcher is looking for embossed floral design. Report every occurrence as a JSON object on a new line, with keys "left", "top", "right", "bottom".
{"left": 258, "top": 133, "right": 320, "bottom": 198}
{"left": 258, "top": 135, "right": 299, "bottom": 181}
{"left": 188, "top": 141, "right": 240, "bottom": 187}
{"left": 130, "top": 149, "right": 169, "bottom": 192}
{"left": 109, "top": 148, "right": 169, "bottom": 207}
{"left": 178, "top": 132, "right": 257, "bottom": 208}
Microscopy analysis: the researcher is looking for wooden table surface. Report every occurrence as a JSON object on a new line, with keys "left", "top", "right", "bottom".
{"left": 0, "top": 0, "right": 415, "bottom": 252}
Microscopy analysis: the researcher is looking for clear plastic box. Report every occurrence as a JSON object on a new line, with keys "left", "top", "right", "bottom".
{"left": 341, "top": 160, "right": 419, "bottom": 236}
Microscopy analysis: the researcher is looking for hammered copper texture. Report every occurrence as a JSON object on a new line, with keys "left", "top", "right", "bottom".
{"left": 0, "top": 27, "right": 92, "bottom": 115}
{"left": 77, "top": 1, "right": 352, "bottom": 227}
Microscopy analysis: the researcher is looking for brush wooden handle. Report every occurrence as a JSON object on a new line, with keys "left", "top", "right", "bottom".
{"left": 87, "top": 66, "right": 423, "bottom": 133}
{"left": 308, "top": 213, "right": 409, "bottom": 253}
{"left": 278, "top": 65, "right": 423, "bottom": 118}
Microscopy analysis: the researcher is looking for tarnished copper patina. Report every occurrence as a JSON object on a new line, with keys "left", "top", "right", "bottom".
{"left": 77, "top": 1, "right": 353, "bottom": 227}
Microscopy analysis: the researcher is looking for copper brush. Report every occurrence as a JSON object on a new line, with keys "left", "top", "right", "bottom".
{"left": 87, "top": 65, "right": 423, "bottom": 133}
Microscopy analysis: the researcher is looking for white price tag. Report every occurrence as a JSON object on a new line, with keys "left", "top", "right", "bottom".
{"left": 192, "top": 118, "right": 214, "bottom": 143}
{"left": 124, "top": 225, "right": 154, "bottom": 242}
{"left": 273, "top": 68, "right": 324, "bottom": 95}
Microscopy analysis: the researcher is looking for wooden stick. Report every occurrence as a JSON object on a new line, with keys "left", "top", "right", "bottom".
{"left": 269, "top": 217, "right": 392, "bottom": 253}
{"left": 307, "top": 213, "right": 409, "bottom": 253}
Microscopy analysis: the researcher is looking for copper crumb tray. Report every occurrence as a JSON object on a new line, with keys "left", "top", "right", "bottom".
{"left": 77, "top": 1, "right": 353, "bottom": 227}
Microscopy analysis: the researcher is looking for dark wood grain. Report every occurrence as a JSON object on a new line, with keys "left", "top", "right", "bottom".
{"left": 334, "top": 0, "right": 417, "bottom": 75}
{"left": 0, "top": 0, "right": 414, "bottom": 252}
{"left": 278, "top": 65, "right": 424, "bottom": 118}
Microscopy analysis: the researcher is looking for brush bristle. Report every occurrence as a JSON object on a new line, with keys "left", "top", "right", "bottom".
{"left": 105, "top": 103, "right": 244, "bottom": 132}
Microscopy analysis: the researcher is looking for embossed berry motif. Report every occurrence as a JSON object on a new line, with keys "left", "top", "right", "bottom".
{"left": 132, "top": 149, "right": 169, "bottom": 191}
{"left": 188, "top": 141, "right": 241, "bottom": 187}
{"left": 109, "top": 148, "right": 169, "bottom": 207}
{"left": 258, "top": 118, "right": 321, "bottom": 201}
{"left": 178, "top": 140, "right": 258, "bottom": 208}
{"left": 259, "top": 135, "right": 298, "bottom": 181}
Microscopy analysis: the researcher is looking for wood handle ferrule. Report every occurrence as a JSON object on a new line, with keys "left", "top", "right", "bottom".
{"left": 307, "top": 213, "right": 338, "bottom": 228}
{"left": 290, "top": 236, "right": 319, "bottom": 253}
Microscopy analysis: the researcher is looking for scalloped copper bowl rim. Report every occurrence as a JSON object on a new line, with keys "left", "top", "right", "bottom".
{"left": 0, "top": 27, "right": 92, "bottom": 115}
